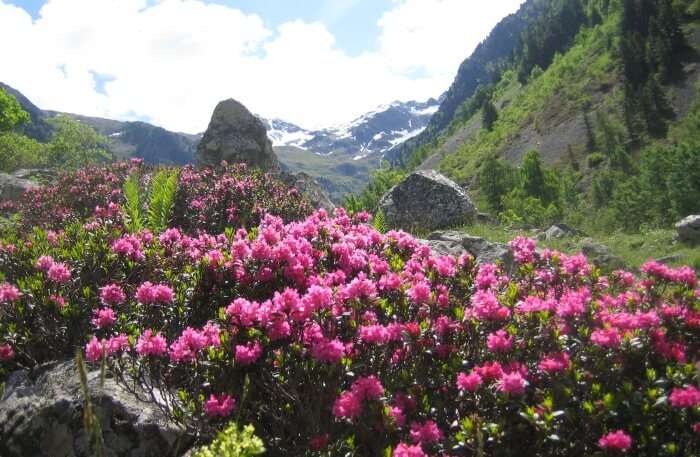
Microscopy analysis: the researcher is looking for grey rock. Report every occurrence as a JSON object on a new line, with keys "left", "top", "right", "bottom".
{"left": 196, "top": 99, "right": 280, "bottom": 172}
{"left": 675, "top": 215, "right": 700, "bottom": 244}
{"left": 379, "top": 170, "right": 476, "bottom": 232}
{"left": 0, "top": 171, "right": 40, "bottom": 202}
{"left": 280, "top": 171, "right": 335, "bottom": 212}
{"left": 476, "top": 212, "right": 498, "bottom": 225}
{"left": 0, "top": 360, "right": 192, "bottom": 457}
{"left": 656, "top": 254, "right": 683, "bottom": 265}
{"left": 543, "top": 223, "right": 579, "bottom": 240}
{"left": 425, "top": 230, "right": 514, "bottom": 271}
{"left": 581, "top": 239, "right": 626, "bottom": 271}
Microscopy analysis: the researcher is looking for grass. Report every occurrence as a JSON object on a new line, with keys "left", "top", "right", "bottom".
{"left": 453, "top": 223, "right": 700, "bottom": 270}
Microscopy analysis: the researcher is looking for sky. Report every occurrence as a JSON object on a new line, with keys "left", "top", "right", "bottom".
{"left": 0, "top": 0, "right": 524, "bottom": 133}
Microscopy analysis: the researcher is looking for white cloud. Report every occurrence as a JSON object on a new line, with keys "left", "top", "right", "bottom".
{"left": 0, "top": 0, "right": 523, "bottom": 132}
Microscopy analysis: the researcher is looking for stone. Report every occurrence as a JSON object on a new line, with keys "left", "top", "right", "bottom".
{"left": 675, "top": 215, "right": 700, "bottom": 244}
{"left": 379, "top": 170, "right": 476, "bottom": 232}
{"left": 279, "top": 171, "right": 335, "bottom": 212}
{"left": 581, "top": 239, "right": 626, "bottom": 271}
{"left": 196, "top": 99, "right": 280, "bottom": 172}
{"left": 425, "top": 230, "right": 514, "bottom": 272}
{"left": 543, "top": 223, "right": 579, "bottom": 240}
{"left": 0, "top": 171, "right": 40, "bottom": 202}
{"left": 0, "top": 360, "right": 192, "bottom": 457}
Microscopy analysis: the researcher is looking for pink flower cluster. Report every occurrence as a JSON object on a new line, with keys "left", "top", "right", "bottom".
{"left": 332, "top": 376, "right": 384, "bottom": 420}
{"left": 135, "top": 282, "right": 174, "bottom": 305}
{"left": 85, "top": 334, "right": 129, "bottom": 362}
{"left": 100, "top": 284, "right": 126, "bottom": 306}
{"left": 111, "top": 235, "right": 145, "bottom": 262}
{"left": 204, "top": 393, "right": 236, "bottom": 417}
{"left": 598, "top": 430, "right": 633, "bottom": 452}
{"left": 0, "top": 283, "right": 21, "bottom": 303}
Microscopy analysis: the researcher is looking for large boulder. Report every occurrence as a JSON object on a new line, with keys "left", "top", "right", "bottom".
{"left": 0, "top": 171, "right": 40, "bottom": 202}
{"left": 379, "top": 170, "right": 476, "bottom": 232}
{"left": 196, "top": 99, "right": 280, "bottom": 172}
{"left": 0, "top": 360, "right": 192, "bottom": 457}
{"left": 423, "top": 230, "right": 514, "bottom": 272}
{"left": 675, "top": 215, "right": 700, "bottom": 244}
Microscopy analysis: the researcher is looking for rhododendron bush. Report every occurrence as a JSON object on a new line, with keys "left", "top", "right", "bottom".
{"left": 3, "top": 160, "right": 311, "bottom": 232}
{"left": 1, "top": 171, "right": 699, "bottom": 455}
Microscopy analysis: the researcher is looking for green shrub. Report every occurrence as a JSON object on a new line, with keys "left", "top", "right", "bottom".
{"left": 193, "top": 423, "right": 265, "bottom": 457}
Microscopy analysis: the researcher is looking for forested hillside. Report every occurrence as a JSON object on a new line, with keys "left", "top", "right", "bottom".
{"left": 351, "top": 0, "right": 700, "bottom": 236}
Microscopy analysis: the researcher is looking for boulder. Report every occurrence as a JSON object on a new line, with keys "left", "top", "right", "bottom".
{"left": 0, "top": 360, "right": 192, "bottom": 457}
{"left": 0, "top": 171, "right": 40, "bottom": 202}
{"left": 196, "top": 99, "right": 280, "bottom": 172}
{"left": 675, "top": 215, "right": 700, "bottom": 244}
{"left": 280, "top": 171, "right": 335, "bottom": 212}
{"left": 424, "top": 230, "right": 514, "bottom": 271}
{"left": 379, "top": 170, "right": 476, "bottom": 232}
{"left": 581, "top": 239, "right": 625, "bottom": 271}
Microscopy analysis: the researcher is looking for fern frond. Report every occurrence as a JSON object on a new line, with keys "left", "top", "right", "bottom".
{"left": 147, "top": 168, "right": 179, "bottom": 233}
{"left": 123, "top": 172, "right": 143, "bottom": 233}
{"left": 372, "top": 209, "right": 388, "bottom": 234}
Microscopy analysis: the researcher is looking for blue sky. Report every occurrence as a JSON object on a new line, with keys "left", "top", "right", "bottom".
{"left": 0, "top": 0, "right": 524, "bottom": 131}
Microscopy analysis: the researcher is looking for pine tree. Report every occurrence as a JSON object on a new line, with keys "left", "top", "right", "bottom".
{"left": 482, "top": 99, "right": 498, "bottom": 131}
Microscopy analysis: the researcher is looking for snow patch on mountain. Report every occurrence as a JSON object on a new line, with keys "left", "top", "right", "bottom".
{"left": 261, "top": 97, "right": 440, "bottom": 159}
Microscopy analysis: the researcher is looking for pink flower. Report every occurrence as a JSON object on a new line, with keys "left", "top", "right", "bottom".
{"left": 204, "top": 393, "right": 236, "bottom": 417}
{"left": 456, "top": 372, "right": 483, "bottom": 392}
{"left": 470, "top": 290, "right": 510, "bottom": 321}
{"left": 393, "top": 443, "right": 426, "bottom": 457}
{"left": 85, "top": 336, "right": 106, "bottom": 362}
{"left": 474, "top": 361, "right": 504, "bottom": 382}
{"left": 359, "top": 324, "right": 390, "bottom": 345}
{"left": 311, "top": 338, "right": 345, "bottom": 363}
{"left": 0, "top": 343, "right": 15, "bottom": 361}
{"left": 47, "top": 262, "right": 71, "bottom": 283}
{"left": 538, "top": 352, "right": 571, "bottom": 374}
{"left": 92, "top": 307, "right": 117, "bottom": 329}
{"left": 486, "top": 329, "right": 513, "bottom": 352}
{"left": 136, "top": 330, "right": 168, "bottom": 356}
{"left": 509, "top": 236, "right": 536, "bottom": 263}
{"left": 598, "top": 430, "right": 632, "bottom": 452}
{"left": 235, "top": 341, "right": 263, "bottom": 366}
{"left": 409, "top": 420, "right": 443, "bottom": 444}
{"left": 496, "top": 371, "right": 527, "bottom": 396}
{"left": 332, "top": 390, "right": 363, "bottom": 419}
{"left": 99, "top": 284, "right": 126, "bottom": 306}
{"left": 352, "top": 375, "right": 384, "bottom": 400}
{"left": 136, "top": 282, "right": 174, "bottom": 305}
{"left": 0, "top": 283, "right": 21, "bottom": 303}
{"left": 669, "top": 386, "right": 700, "bottom": 408}
{"left": 389, "top": 406, "right": 406, "bottom": 427}
{"left": 407, "top": 280, "right": 431, "bottom": 304}
{"left": 35, "top": 255, "right": 54, "bottom": 272}
{"left": 591, "top": 328, "right": 622, "bottom": 348}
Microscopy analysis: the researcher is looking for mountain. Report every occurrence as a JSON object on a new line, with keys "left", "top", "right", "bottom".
{"left": 1, "top": 82, "right": 200, "bottom": 165}
{"left": 357, "top": 0, "right": 700, "bottom": 235}
{"left": 260, "top": 98, "right": 440, "bottom": 202}
{"left": 264, "top": 98, "right": 440, "bottom": 160}
{"left": 47, "top": 112, "right": 201, "bottom": 165}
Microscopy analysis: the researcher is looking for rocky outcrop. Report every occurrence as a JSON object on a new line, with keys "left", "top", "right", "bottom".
{"left": 0, "top": 170, "right": 40, "bottom": 202}
{"left": 280, "top": 171, "right": 335, "bottom": 212}
{"left": 379, "top": 170, "right": 476, "bottom": 232}
{"left": 423, "top": 230, "right": 514, "bottom": 272}
{"left": 675, "top": 215, "right": 700, "bottom": 244}
{"left": 0, "top": 360, "right": 192, "bottom": 457}
{"left": 196, "top": 99, "right": 280, "bottom": 172}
